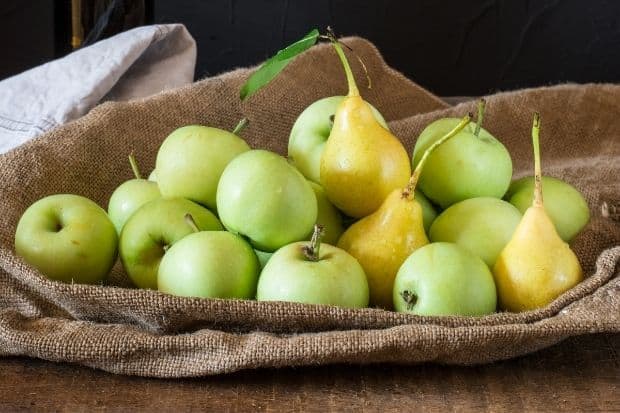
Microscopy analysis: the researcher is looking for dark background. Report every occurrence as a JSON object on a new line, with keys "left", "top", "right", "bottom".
{"left": 1, "top": 0, "right": 619, "bottom": 96}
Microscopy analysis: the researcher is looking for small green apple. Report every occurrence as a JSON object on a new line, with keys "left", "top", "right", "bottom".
{"left": 505, "top": 175, "right": 590, "bottom": 241}
{"left": 256, "top": 226, "right": 369, "bottom": 308}
{"left": 15, "top": 194, "right": 117, "bottom": 284}
{"left": 216, "top": 150, "right": 317, "bottom": 252}
{"left": 156, "top": 124, "right": 250, "bottom": 211}
{"left": 415, "top": 190, "right": 438, "bottom": 234}
{"left": 429, "top": 197, "right": 521, "bottom": 267}
{"left": 108, "top": 154, "right": 160, "bottom": 234}
{"left": 158, "top": 227, "right": 259, "bottom": 299}
{"left": 119, "top": 197, "right": 222, "bottom": 289}
{"left": 393, "top": 242, "right": 497, "bottom": 316}
{"left": 288, "top": 96, "right": 388, "bottom": 183}
{"left": 309, "top": 181, "right": 344, "bottom": 245}
{"left": 412, "top": 100, "right": 512, "bottom": 208}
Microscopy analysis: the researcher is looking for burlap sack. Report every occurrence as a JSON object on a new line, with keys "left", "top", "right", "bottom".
{"left": 0, "top": 38, "right": 618, "bottom": 378}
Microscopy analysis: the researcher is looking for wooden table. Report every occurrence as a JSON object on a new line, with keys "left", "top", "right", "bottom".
{"left": 0, "top": 333, "right": 617, "bottom": 411}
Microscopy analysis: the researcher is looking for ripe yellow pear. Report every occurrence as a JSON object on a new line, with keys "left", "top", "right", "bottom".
{"left": 493, "top": 113, "right": 583, "bottom": 312}
{"left": 320, "top": 36, "right": 411, "bottom": 218}
{"left": 338, "top": 115, "right": 472, "bottom": 309}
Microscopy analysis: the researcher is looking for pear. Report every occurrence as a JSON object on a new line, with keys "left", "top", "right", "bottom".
{"left": 493, "top": 113, "right": 583, "bottom": 312}
{"left": 319, "top": 36, "right": 411, "bottom": 218}
{"left": 338, "top": 115, "right": 472, "bottom": 309}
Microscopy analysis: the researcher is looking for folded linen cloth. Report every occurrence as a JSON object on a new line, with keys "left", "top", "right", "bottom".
{"left": 0, "top": 24, "right": 196, "bottom": 153}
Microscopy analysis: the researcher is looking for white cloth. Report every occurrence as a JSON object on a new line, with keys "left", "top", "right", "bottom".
{"left": 0, "top": 24, "right": 196, "bottom": 153}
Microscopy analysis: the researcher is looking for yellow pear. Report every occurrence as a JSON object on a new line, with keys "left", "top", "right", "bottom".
{"left": 493, "top": 113, "right": 583, "bottom": 312}
{"left": 338, "top": 115, "right": 472, "bottom": 309}
{"left": 319, "top": 36, "right": 411, "bottom": 218}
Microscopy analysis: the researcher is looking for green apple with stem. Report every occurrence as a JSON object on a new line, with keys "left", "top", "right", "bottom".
{"left": 158, "top": 214, "right": 259, "bottom": 299}
{"left": 393, "top": 242, "right": 497, "bottom": 316}
{"left": 288, "top": 96, "right": 388, "bottom": 183}
{"left": 155, "top": 119, "right": 251, "bottom": 211}
{"left": 15, "top": 194, "right": 118, "bottom": 284}
{"left": 257, "top": 225, "right": 369, "bottom": 308}
{"left": 119, "top": 197, "right": 222, "bottom": 289}
{"left": 412, "top": 99, "right": 513, "bottom": 208}
{"left": 216, "top": 149, "right": 317, "bottom": 252}
{"left": 429, "top": 197, "right": 522, "bottom": 267}
{"left": 107, "top": 154, "right": 161, "bottom": 234}
{"left": 504, "top": 176, "right": 590, "bottom": 241}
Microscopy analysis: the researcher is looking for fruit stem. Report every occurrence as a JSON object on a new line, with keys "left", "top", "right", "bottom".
{"left": 402, "top": 113, "right": 472, "bottom": 199}
{"left": 399, "top": 290, "right": 417, "bottom": 311}
{"left": 326, "top": 31, "right": 359, "bottom": 97}
{"left": 184, "top": 213, "right": 200, "bottom": 233}
{"left": 532, "top": 112, "right": 543, "bottom": 207}
{"left": 301, "top": 224, "right": 324, "bottom": 262}
{"left": 474, "top": 98, "right": 485, "bottom": 137}
{"left": 232, "top": 118, "right": 249, "bottom": 135}
{"left": 128, "top": 153, "right": 142, "bottom": 179}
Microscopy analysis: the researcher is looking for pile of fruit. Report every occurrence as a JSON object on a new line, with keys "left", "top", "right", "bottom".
{"left": 14, "top": 32, "right": 591, "bottom": 316}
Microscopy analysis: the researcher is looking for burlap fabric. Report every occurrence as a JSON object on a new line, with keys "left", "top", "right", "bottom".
{"left": 0, "top": 38, "right": 618, "bottom": 378}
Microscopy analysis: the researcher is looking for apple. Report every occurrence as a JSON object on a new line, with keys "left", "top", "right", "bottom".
{"left": 254, "top": 249, "right": 273, "bottom": 269}
{"left": 415, "top": 190, "right": 438, "bottom": 234}
{"left": 504, "top": 175, "right": 590, "bottom": 241}
{"left": 148, "top": 170, "right": 157, "bottom": 182}
{"left": 216, "top": 149, "right": 317, "bottom": 252}
{"left": 119, "top": 197, "right": 222, "bottom": 289}
{"left": 158, "top": 227, "right": 259, "bottom": 299}
{"left": 107, "top": 154, "right": 160, "bottom": 234}
{"left": 429, "top": 197, "right": 522, "bottom": 267}
{"left": 256, "top": 225, "right": 369, "bottom": 308}
{"left": 412, "top": 101, "right": 512, "bottom": 208}
{"left": 156, "top": 124, "right": 250, "bottom": 211}
{"left": 309, "top": 181, "right": 344, "bottom": 245}
{"left": 393, "top": 242, "right": 497, "bottom": 316}
{"left": 288, "top": 96, "right": 388, "bottom": 183}
{"left": 15, "top": 194, "right": 117, "bottom": 284}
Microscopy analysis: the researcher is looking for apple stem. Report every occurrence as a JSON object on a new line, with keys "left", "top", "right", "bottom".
{"left": 326, "top": 29, "right": 359, "bottom": 97}
{"left": 128, "top": 153, "right": 142, "bottom": 179}
{"left": 474, "top": 98, "right": 485, "bottom": 137}
{"left": 532, "top": 112, "right": 544, "bottom": 208}
{"left": 184, "top": 213, "right": 201, "bottom": 233}
{"left": 402, "top": 113, "right": 472, "bottom": 199}
{"left": 301, "top": 224, "right": 324, "bottom": 262}
{"left": 232, "top": 118, "right": 249, "bottom": 135}
{"left": 399, "top": 290, "right": 418, "bottom": 311}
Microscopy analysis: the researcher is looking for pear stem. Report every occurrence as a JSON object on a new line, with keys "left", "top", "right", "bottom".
{"left": 327, "top": 33, "right": 359, "bottom": 97}
{"left": 402, "top": 113, "right": 473, "bottom": 199}
{"left": 301, "top": 224, "right": 324, "bottom": 262}
{"left": 232, "top": 118, "right": 249, "bottom": 135}
{"left": 474, "top": 98, "right": 485, "bottom": 137}
{"left": 184, "top": 213, "right": 200, "bottom": 233}
{"left": 128, "top": 153, "right": 142, "bottom": 180}
{"left": 532, "top": 112, "right": 544, "bottom": 208}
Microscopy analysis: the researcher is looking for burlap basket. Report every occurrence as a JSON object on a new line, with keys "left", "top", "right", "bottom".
{"left": 0, "top": 38, "right": 618, "bottom": 378}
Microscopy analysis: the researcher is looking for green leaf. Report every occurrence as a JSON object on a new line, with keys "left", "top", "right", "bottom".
{"left": 240, "top": 29, "right": 320, "bottom": 100}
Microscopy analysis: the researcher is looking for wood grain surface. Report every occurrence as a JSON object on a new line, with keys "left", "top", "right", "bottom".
{"left": 0, "top": 333, "right": 617, "bottom": 412}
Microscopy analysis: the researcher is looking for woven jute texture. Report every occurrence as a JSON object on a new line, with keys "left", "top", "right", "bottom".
{"left": 0, "top": 38, "right": 618, "bottom": 377}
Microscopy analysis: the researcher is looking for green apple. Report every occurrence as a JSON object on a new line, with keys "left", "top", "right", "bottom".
{"left": 288, "top": 96, "right": 388, "bottom": 183}
{"left": 429, "top": 197, "right": 521, "bottom": 267}
{"left": 393, "top": 242, "right": 497, "bottom": 316}
{"left": 15, "top": 194, "right": 117, "bottom": 284}
{"left": 254, "top": 249, "right": 273, "bottom": 269}
{"left": 309, "top": 181, "right": 344, "bottom": 245}
{"left": 148, "top": 169, "right": 157, "bottom": 182}
{"left": 156, "top": 124, "right": 250, "bottom": 211}
{"left": 158, "top": 229, "right": 259, "bottom": 299}
{"left": 412, "top": 101, "right": 512, "bottom": 208}
{"left": 119, "top": 197, "right": 222, "bottom": 289}
{"left": 415, "top": 190, "right": 438, "bottom": 234}
{"left": 505, "top": 175, "right": 590, "bottom": 241}
{"left": 216, "top": 149, "right": 317, "bottom": 252}
{"left": 108, "top": 154, "right": 160, "bottom": 234}
{"left": 256, "top": 226, "right": 369, "bottom": 308}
